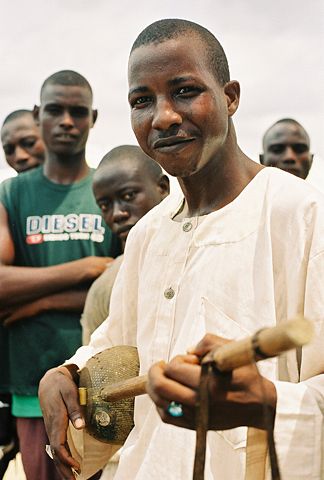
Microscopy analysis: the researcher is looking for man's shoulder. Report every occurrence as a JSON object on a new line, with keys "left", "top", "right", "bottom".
{"left": 0, "top": 167, "right": 42, "bottom": 205}
{"left": 263, "top": 167, "right": 324, "bottom": 209}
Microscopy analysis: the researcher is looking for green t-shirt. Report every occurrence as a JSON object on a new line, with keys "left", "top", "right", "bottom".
{"left": 0, "top": 167, "right": 121, "bottom": 416}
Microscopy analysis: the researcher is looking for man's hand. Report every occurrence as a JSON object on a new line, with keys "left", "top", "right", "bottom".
{"left": 0, "top": 289, "right": 89, "bottom": 327}
{"left": 147, "top": 333, "right": 277, "bottom": 431}
{"left": 77, "top": 256, "right": 114, "bottom": 281}
{"left": 38, "top": 365, "right": 85, "bottom": 479}
{"left": 0, "top": 256, "right": 114, "bottom": 308}
{"left": 0, "top": 299, "right": 44, "bottom": 326}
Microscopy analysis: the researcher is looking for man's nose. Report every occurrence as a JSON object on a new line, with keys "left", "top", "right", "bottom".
{"left": 112, "top": 203, "right": 130, "bottom": 223}
{"left": 152, "top": 98, "right": 182, "bottom": 130}
{"left": 282, "top": 146, "right": 298, "bottom": 163}
{"left": 60, "top": 110, "right": 74, "bottom": 128}
{"left": 15, "top": 145, "right": 29, "bottom": 162}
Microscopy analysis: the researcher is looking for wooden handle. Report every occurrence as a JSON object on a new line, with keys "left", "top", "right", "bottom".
{"left": 99, "top": 317, "right": 313, "bottom": 402}
{"left": 101, "top": 374, "right": 148, "bottom": 402}
{"left": 203, "top": 316, "right": 313, "bottom": 371}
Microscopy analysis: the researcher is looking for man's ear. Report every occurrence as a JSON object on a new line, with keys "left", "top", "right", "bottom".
{"left": 33, "top": 105, "right": 40, "bottom": 125}
{"left": 259, "top": 154, "right": 265, "bottom": 165}
{"left": 224, "top": 81, "right": 240, "bottom": 117}
{"left": 158, "top": 174, "right": 170, "bottom": 198}
{"left": 309, "top": 153, "right": 314, "bottom": 168}
{"left": 92, "top": 109, "right": 98, "bottom": 127}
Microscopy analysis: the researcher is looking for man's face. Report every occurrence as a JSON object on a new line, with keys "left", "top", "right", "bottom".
{"left": 128, "top": 36, "right": 236, "bottom": 179}
{"left": 93, "top": 161, "right": 168, "bottom": 248}
{"left": 1, "top": 115, "right": 45, "bottom": 173}
{"left": 261, "top": 123, "right": 313, "bottom": 179}
{"left": 37, "top": 84, "right": 96, "bottom": 157}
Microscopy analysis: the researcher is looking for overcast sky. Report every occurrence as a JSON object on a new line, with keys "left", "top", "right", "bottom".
{"left": 1, "top": 0, "right": 324, "bottom": 189}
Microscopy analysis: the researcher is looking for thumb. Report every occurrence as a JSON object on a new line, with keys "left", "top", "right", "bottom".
{"left": 69, "top": 408, "right": 85, "bottom": 430}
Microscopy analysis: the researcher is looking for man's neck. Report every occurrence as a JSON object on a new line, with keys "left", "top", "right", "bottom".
{"left": 177, "top": 148, "right": 263, "bottom": 217}
{"left": 43, "top": 151, "right": 90, "bottom": 185}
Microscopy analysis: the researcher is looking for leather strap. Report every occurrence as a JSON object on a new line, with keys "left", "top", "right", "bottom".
{"left": 192, "top": 361, "right": 281, "bottom": 480}
{"left": 193, "top": 362, "right": 210, "bottom": 480}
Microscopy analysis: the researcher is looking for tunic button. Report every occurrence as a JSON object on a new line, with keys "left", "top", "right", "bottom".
{"left": 183, "top": 222, "right": 193, "bottom": 232}
{"left": 164, "top": 287, "right": 175, "bottom": 299}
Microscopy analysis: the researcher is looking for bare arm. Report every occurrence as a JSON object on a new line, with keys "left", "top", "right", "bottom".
{"left": 0, "top": 289, "right": 88, "bottom": 327}
{"left": 0, "top": 203, "right": 113, "bottom": 307}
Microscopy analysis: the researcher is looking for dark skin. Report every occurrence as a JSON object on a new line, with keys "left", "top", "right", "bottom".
{"left": 147, "top": 334, "right": 276, "bottom": 431}
{"left": 93, "top": 156, "right": 169, "bottom": 249}
{"left": 1, "top": 113, "right": 45, "bottom": 173}
{"left": 260, "top": 122, "right": 313, "bottom": 180}
{"left": 0, "top": 83, "right": 111, "bottom": 318}
{"left": 38, "top": 36, "right": 274, "bottom": 478}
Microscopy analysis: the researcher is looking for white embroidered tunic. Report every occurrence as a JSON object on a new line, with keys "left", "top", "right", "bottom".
{"left": 69, "top": 167, "right": 324, "bottom": 480}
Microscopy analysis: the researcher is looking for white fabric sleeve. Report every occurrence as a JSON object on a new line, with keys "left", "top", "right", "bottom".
{"left": 65, "top": 223, "right": 143, "bottom": 369}
{"left": 273, "top": 244, "right": 324, "bottom": 479}
{"left": 273, "top": 379, "right": 324, "bottom": 479}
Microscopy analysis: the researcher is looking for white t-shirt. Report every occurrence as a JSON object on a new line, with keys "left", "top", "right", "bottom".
{"left": 69, "top": 167, "right": 324, "bottom": 480}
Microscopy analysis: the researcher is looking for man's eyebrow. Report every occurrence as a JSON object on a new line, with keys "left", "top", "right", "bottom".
{"left": 168, "top": 76, "right": 196, "bottom": 86}
{"left": 43, "top": 102, "right": 62, "bottom": 107}
{"left": 128, "top": 76, "right": 198, "bottom": 97}
{"left": 128, "top": 86, "right": 149, "bottom": 97}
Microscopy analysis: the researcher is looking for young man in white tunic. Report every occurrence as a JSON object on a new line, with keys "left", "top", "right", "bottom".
{"left": 39, "top": 19, "right": 324, "bottom": 480}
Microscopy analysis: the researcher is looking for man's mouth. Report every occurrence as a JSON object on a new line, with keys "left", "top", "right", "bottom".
{"left": 282, "top": 166, "right": 301, "bottom": 176}
{"left": 55, "top": 133, "right": 77, "bottom": 141}
{"left": 153, "top": 136, "right": 195, "bottom": 150}
{"left": 115, "top": 224, "right": 133, "bottom": 238}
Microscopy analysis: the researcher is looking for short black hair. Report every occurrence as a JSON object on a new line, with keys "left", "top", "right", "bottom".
{"left": 130, "top": 19, "right": 230, "bottom": 86}
{"left": 2, "top": 109, "right": 33, "bottom": 127}
{"left": 263, "top": 118, "right": 310, "bottom": 148}
{"left": 97, "top": 145, "right": 163, "bottom": 180}
{"left": 40, "top": 70, "right": 93, "bottom": 101}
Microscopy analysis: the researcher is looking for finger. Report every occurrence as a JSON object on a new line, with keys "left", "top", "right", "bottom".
{"left": 169, "top": 354, "right": 200, "bottom": 365}
{"left": 51, "top": 443, "right": 80, "bottom": 479}
{"left": 164, "top": 361, "right": 201, "bottom": 390}
{"left": 190, "top": 333, "right": 230, "bottom": 356}
{"left": 0, "top": 310, "right": 11, "bottom": 321}
{"left": 147, "top": 363, "right": 197, "bottom": 407}
{"left": 49, "top": 412, "right": 81, "bottom": 476}
{"left": 65, "top": 396, "right": 85, "bottom": 430}
{"left": 3, "top": 315, "right": 20, "bottom": 327}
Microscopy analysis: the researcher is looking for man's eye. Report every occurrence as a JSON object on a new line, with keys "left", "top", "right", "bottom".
{"left": 131, "top": 96, "right": 151, "bottom": 108}
{"left": 98, "top": 201, "right": 111, "bottom": 212}
{"left": 70, "top": 107, "right": 89, "bottom": 118}
{"left": 292, "top": 144, "right": 308, "bottom": 154}
{"left": 3, "top": 145, "right": 15, "bottom": 155}
{"left": 21, "top": 138, "right": 36, "bottom": 149}
{"left": 176, "top": 86, "right": 202, "bottom": 97}
{"left": 45, "top": 106, "right": 62, "bottom": 115}
{"left": 122, "top": 191, "right": 136, "bottom": 201}
{"left": 269, "top": 145, "right": 285, "bottom": 154}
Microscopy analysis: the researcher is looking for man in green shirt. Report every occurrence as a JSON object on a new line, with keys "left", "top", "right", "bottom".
{"left": 0, "top": 70, "right": 120, "bottom": 480}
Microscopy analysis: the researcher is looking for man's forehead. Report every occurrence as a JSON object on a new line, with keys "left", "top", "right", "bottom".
{"left": 265, "top": 123, "right": 309, "bottom": 145}
{"left": 1, "top": 117, "right": 37, "bottom": 140}
{"left": 129, "top": 35, "right": 205, "bottom": 76}
{"left": 41, "top": 83, "right": 92, "bottom": 104}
